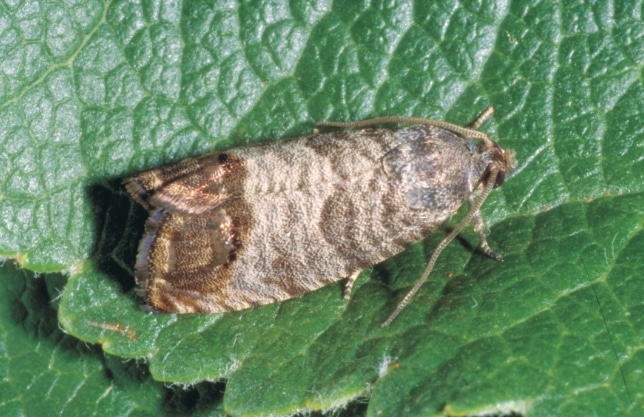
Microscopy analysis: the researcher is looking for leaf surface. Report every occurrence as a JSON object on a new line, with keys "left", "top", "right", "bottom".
{"left": 1, "top": 0, "right": 642, "bottom": 416}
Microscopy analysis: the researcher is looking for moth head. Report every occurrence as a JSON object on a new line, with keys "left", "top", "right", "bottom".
{"left": 481, "top": 136, "right": 517, "bottom": 188}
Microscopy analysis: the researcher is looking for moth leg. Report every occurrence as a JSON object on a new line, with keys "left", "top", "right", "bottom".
{"left": 470, "top": 197, "right": 503, "bottom": 261}
{"left": 344, "top": 270, "right": 362, "bottom": 300}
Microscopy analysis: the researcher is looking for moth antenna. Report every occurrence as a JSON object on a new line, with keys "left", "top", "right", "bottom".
{"left": 317, "top": 108, "right": 495, "bottom": 141}
{"left": 468, "top": 107, "right": 494, "bottom": 130}
{"left": 381, "top": 167, "right": 499, "bottom": 327}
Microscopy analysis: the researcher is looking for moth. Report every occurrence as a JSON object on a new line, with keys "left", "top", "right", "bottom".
{"left": 124, "top": 108, "right": 516, "bottom": 326}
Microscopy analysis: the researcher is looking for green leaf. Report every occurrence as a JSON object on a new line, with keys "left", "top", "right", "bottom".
{"left": 0, "top": 262, "right": 229, "bottom": 417}
{"left": 2, "top": 0, "right": 643, "bottom": 416}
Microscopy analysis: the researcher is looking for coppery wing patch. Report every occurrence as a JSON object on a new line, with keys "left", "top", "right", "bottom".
{"left": 124, "top": 153, "right": 246, "bottom": 214}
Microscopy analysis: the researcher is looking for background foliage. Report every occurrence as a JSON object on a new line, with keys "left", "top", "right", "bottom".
{"left": 1, "top": 0, "right": 642, "bottom": 416}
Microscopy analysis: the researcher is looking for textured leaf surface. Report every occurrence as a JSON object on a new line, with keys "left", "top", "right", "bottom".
{"left": 0, "top": 263, "right": 229, "bottom": 417}
{"left": 1, "top": 0, "right": 643, "bottom": 416}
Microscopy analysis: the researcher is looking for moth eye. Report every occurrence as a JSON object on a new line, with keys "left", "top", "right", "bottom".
{"left": 218, "top": 153, "right": 229, "bottom": 163}
{"left": 482, "top": 165, "right": 505, "bottom": 188}
{"left": 494, "top": 170, "right": 506, "bottom": 188}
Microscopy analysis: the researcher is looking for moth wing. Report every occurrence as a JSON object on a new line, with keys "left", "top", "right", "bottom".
{"left": 124, "top": 153, "right": 242, "bottom": 214}
{"left": 136, "top": 208, "right": 240, "bottom": 313}
{"left": 383, "top": 126, "right": 473, "bottom": 210}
